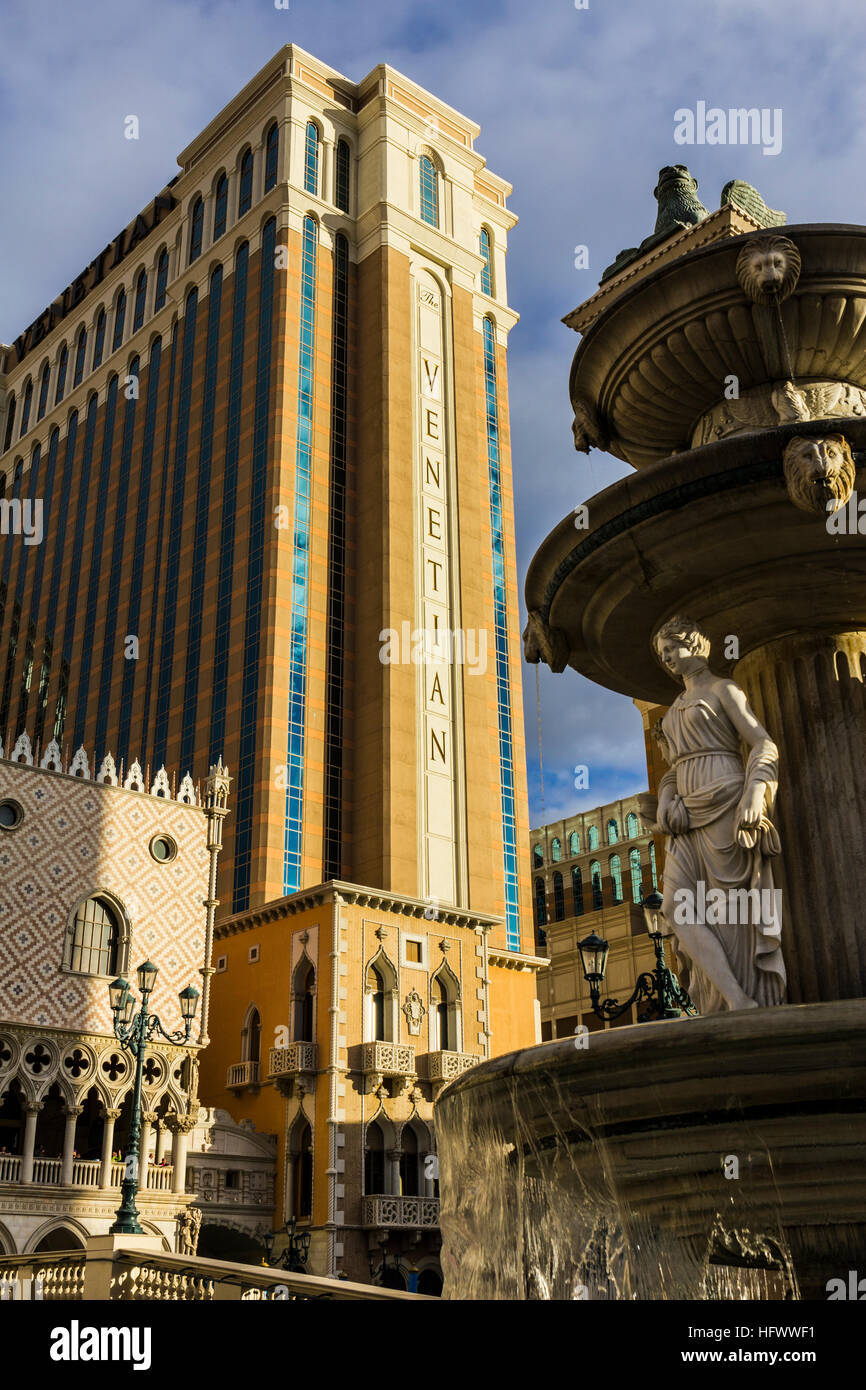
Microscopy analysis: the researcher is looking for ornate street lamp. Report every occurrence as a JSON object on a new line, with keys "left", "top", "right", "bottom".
{"left": 107, "top": 960, "right": 200, "bottom": 1236}
{"left": 263, "top": 1215, "right": 311, "bottom": 1272}
{"left": 578, "top": 892, "right": 697, "bottom": 1023}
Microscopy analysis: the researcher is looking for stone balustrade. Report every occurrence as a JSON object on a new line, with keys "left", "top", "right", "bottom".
{"left": 227, "top": 1060, "right": 260, "bottom": 1088}
{"left": 268, "top": 1042, "right": 318, "bottom": 1077}
{"left": 362, "top": 1195, "right": 440, "bottom": 1229}
{"left": 0, "top": 1157, "right": 172, "bottom": 1191}
{"left": 423, "top": 1050, "right": 479, "bottom": 1083}
{"left": 360, "top": 1042, "right": 415, "bottom": 1078}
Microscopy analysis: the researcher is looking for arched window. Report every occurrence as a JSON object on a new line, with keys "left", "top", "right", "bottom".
{"left": 587, "top": 825, "right": 599, "bottom": 851}
{"left": 626, "top": 811, "right": 640, "bottom": 839}
{"left": 480, "top": 226, "right": 493, "bottom": 295}
{"left": 73, "top": 328, "right": 87, "bottom": 387}
{"left": 366, "top": 954, "right": 397, "bottom": 1041}
{"left": 112, "top": 290, "right": 126, "bottom": 352}
{"left": 304, "top": 121, "right": 320, "bottom": 196}
{"left": 568, "top": 830, "right": 580, "bottom": 856}
{"left": 534, "top": 877, "right": 546, "bottom": 927}
{"left": 54, "top": 344, "right": 68, "bottom": 405}
{"left": 242, "top": 1006, "right": 261, "bottom": 1064}
{"left": 293, "top": 959, "right": 315, "bottom": 1041}
{"left": 419, "top": 155, "right": 438, "bottom": 228}
{"left": 132, "top": 270, "right": 147, "bottom": 330}
{"left": 430, "top": 967, "right": 460, "bottom": 1052}
{"left": 610, "top": 854, "right": 623, "bottom": 904}
{"left": 553, "top": 871, "right": 564, "bottom": 921}
{"left": 19, "top": 379, "right": 33, "bottom": 437}
{"left": 264, "top": 122, "right": 279, "bottom": 192}
{"left": 371, "top": 965, "right": 385, "bottom": 1040}
{"left": 238, "top": 149, "right": 253, "bottom": 216}
{"left": 3, "top": 395, "right": 15, "bottom": 453}
{"left": 93, "top": 309, "right": 106, "bottom": 368}
{"left": 212, "top": 175, "right": 228, "bottom": 241}
{"left": 590, "top": 860, "right": 603, "bottom": 910}
{"left": 551, "top": 836, "right": 562, "bottom": 863}
{"left": 649, "top": 842, "right": 658, "bottom": 889}
{"left": 66, "top": 896, "right": 122, "bottom": 975}
{"left": 572, "top": 865, "right": 584, "bottom": 916}
{"left": 629, "top": 847, "right": 643, "bottom": 903}
{"left": 188, "top": 197, "right": 204, "bottom": 264}
{"left": 154, "top": 250, "right": 169, "bottom": 311}
{"left": 399, "top": 1125, "right": 421, "bottom": 1196}
{"left": 293, "top": 1120, "right": 313, "bottom": 1219}
{"left": 335, "top": 137, "right": 350, "bottom": 212}
{"left": 532, "top": 844, "right": 543, "bottom": 868}
{"left": 36, "top": 362, "right": 50, "bottom": 421}
{"left": 607, "top": 818, "right": 619, "bottom": 845}
{"left": 365, "top": 1120, "right": 386, "bottom": 1194}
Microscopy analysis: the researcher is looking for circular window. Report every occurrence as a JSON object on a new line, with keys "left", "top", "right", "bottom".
{"left": 0, "top": 799, "right": 23, "bottom": 831}
{"left": 149, "top": 835, "right": 177, "bottom": 863}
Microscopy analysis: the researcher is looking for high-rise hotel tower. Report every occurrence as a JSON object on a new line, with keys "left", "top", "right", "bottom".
{"left": 0, "top": 47, "right": 543, "bottom": 1282}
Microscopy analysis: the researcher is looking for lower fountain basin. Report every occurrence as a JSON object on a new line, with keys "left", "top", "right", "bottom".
{"left": 435, "top": 1000, "right": 866, "bottom": 1300}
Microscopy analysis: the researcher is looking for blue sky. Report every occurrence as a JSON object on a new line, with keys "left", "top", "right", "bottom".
{"left": 3, "top": 0, "right": 865, "bottom": 826}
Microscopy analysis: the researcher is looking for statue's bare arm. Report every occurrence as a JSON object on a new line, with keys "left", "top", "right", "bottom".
{"left": 716, "top": 678, "right": 777, "bottom": 824}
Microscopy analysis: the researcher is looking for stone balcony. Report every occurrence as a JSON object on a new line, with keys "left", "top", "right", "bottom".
{"left": 0, "top": 1154, "right": 175, "bottom": 1191}
{"left": 226, "top": 1060, "right": 260, "bottom": 1090}
{"left": 360, "top": 1042, "right": 416, "bottom": 1096}
{"left": 423, "top": 1051, "right": 479, "bottom": 1096}
{"left": 268, "top": 1043, "right": 317, "bottom": 1097}
{"left": 361, "top": 1195, "right": 440, "bottom": 1229}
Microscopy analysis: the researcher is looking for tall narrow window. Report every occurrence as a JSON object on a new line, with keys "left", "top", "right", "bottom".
{"left": 572, "top": 865, "right": 584, "bottom": 916}
{"left": 551, "top": 836, "right": 562, "bottom": 863}
{"left": 54, "top": 345, "right": 68, "bottom": 405}
{"left": 553, "top": 871, "right": 565, "bottom": 921}
{"left": 610, "top": 854, "right": 623, "bottom": 904}
{"left": 588, "top": 825, "right": 599, "bottom": 851}
{"left": 36, "top": 363, "right": 50, "bottom": 421}
{"left": 607, "top": 818, "right": 619, "bottom": 845}
{"left": 2, "top": 395, "right": 14, "bottom": 452}
{"left": 93, "top": 309, "right": 106, "bottom": 367}
{"left": 629, "top": 847, "right": 643, "bottom": 903}
{"left": 568, "top": 830, "right": 580, "bottom": 856}
{"left": 73, "top": 329, "right": 87, "bottom": 387}
{"left": 212, "top": 175, "right": 227, "bottom": 240}
{"left": 399, "top": 1127, "right": 420, "bottom": 1196}
{"left": 294, "top": 960, "right": 315, "bottom": 1041}
{"left": 264, "top": 122, "right": 279, "bottom": 192}
{"left": 19, "top": 380, "right": 33, "bottom": 438}
{"left": 431, "top": 974, "right": 455, "bottom": 1051}
{"left": 188, "top": 196, "right": 204, "bottom": 264}
{"left": 371, "top": 966, "right": 385, "bottom": 1040}
{"left": 419, "top": 155, "right": 438, "bottom": 227}
{"left": 365, "top": 1121, "right": 386, "bottom": 1194}
{"left": 534, "top": 877, "right": 547, "bottom": 927}
{"left": 237, "top": 149, "right": 253, "bottom": 216}
{"left": 154, "top": 250, "right": 169, "bottom": 311}
{"left": 67, "top": 897, "right": 121, "bottom": 975}
{"left": 590, "top": 860, "right": 603, "bottom": 910}
{"left": 532, "top": 844, "right": 543, "bottom": 868}
{"left": 133, "top": 269, "right": 147, "bottom": 330}
{"left": 480, "top": 226, "right": 493, "bottom": 295}
{"left": 649, "top": 842, "right": 658, "bottom": 889}
{"left": 304, "top": 121, "right": 319, "bottom": 196}
{"left": 335, "top": 138, "right": 350, "bottom": 212}
{"left": 626, "top": 811, "right": 640, "bottom": 838}
{"left": 243, "top": 1007, "right": 261, "bottom": 1064}
{"left": 294, "top": 1122, "right": 313, "bottom": 1218}
{"left": 112, "top": 290, "right": 126, "bottom": 352}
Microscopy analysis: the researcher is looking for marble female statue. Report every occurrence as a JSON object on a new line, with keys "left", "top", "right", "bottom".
{"left": 651, "top": 616, "right": 786, "bottom": 1013}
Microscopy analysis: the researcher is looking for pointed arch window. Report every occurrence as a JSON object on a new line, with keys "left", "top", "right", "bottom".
{"left": 212, "top": 175, "right": 228, "bottom": 241}
{"left": 55, "top": 345, "right": 69, "bottom": 405}
{"left": 133, "top": 270, "right": 148, "bottom": 330}
{"left": 607, "top": 818, "right": 619, "bottom": 845}
{"left": 93, "top": 309, "right": 107, "bottom": 368}
{"left": 590, "top": 860, "right": 603, "bottom": 910}
{"left": 304, "top": 121, "right": 320, "bottom": 196}
{"left": 399, "top": 1125, "right": 421, "bottom": 1196}
{"left": 293, "top": 958, "right": 315, "bottom": 1042}
{"left": 264, "top": 122, "right": 279, "bottom": 192}
{"left": 335, "top": 138, "right": 350, "bottom": 212}
{"left": 626, "top": 811, "right": 640, "bottom": 839}
{"left": 238, "top": 149, "right": 253, "bottom": 216}
{"left": 553, "top": 871, "right": 565, "bottom": 921}
{"left": 572, "top": 865, "right": 584, "bottom": 916}
{"left": 366, "top": 954, "right": 397, "bottom": 1042}
{"left": 610, "top": 853, "right": 623, "bottom": 904}
{"left": 587, "top": 825, "right": 599, "bottom": 851}
{"left": 365, "top": 1120, "right": 386, "bottom": 1194}
{"left": 480, "top": 226, "right": 493, "bottom": 295}
{"left": 73, "top": 329, "right": 87, "bottom": 387}
{"left": 19, "top": 379, "right": 33, "bottom": 437}
{"left": 551, "top": 836, "right": 562, "bottom": 863}
{"left": 36, "top": 363, "right": 50, "bottom": 421}
{"left": 154, "top": 250, "right": 169, "bottom": 312}
{"left": 629, "top": 847, "right": 643, "bottom": 903}
{"left": 534, "top": 877, "right": 546, "bottom": 928}
{"left": 188, "top": 197, "right": 204, "bottom": 264}
{"left": 112, "top": 290, "right": 126, "bottom": 352}
{"left": 419, "top": 155, "right": 438, "bottom": 227}
{"left": 293, "top": 1120, "right": 313, "bottom": 1219}
{"left": 242, "top": 1006, "right": 261, "bottom": 1064}
{"left": 3, "top": 395, "right": 15, "bottom": 452}
{"left": 430, "top": 967, "right": 460, "bottom": 1052}
{"left": 65, "top": 896, "right": 123, "bottom": 976}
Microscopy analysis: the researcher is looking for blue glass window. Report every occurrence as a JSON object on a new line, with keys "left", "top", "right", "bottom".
{"left": 335, "top": 139, "right": 350, "bottom": 212}
{"left": 112, "top": 290, "right": 126, "bottom": 352}
{"left": 419, "top": 156, "right": 438, "bottom": 227}
{"left": 20, "top": 379, "right": 33, "bottom": 437}
{"left": 238, "top": 149, "right": 253, "bottom": 216}
{"left": 264, "top": 123, "right": 279, "bottom": 192}
{"left": 188, "top": 196, "right": 204, "bottom": 264}
{"left": 154, "top": 250, "right": 169, "bottom": 311}
{"left": 2, "top": 395, "right": 15, "bottom": 452}
{"left": 649, "top": 842, "right": 658, "bottom": 889}
{"left": 590, "top": 860, "right": 603, "bottom": 910}
{"left": 534, "top": 877, "right": 547, "bottom": 928}
{"left": 36, "top": 364, "right": 50, "bottom": 421}
{"left": 55, "top": 345, "right": 68, "bottom": 404}
{"left": 551, "top": 836, "right": 562, "bottom": 862}
{"left": 304, "top": 122, "right": 319, "bottom": 196}
{"left": 133, "top": 269, "right": 147, "bottom": 330}
{"left": 553, "top": 871, "right": 564, "bottom": 921}
{"left": 532, "top": 843, "right": 543, "bottom": 868}
{"left": 323, "top": 232, "right": 349, "bottom": 879}
{"left": 627, "top": 811, "right": 640, "bottom": 838}
{"left": 480, "top": 227, "right": 493, "bottom": 295}
{"left": 588, "top": 825, "right": 599, "bottom": 851}
{"left": 572, "top": 865, "right": 584, "bottom": 916}
{"left": 629, "top": 847, "right": 643, "bottom": 903}
{"left": 610, "top": 853, "right": 623, "bottom": 904}
{"left": 568, "top": 830, "right": 579, "bottom": 856}
{"left": 213, "top": 175, "right": 228, "bottom": 240}
{"left": 73, "top": 328, "right": 87, "bottom": 386}
{"left": 72, "top": 376, "right": 118, "bottom": 747}
{"left": 56, "top": 395, "right": 99, "bottom": 742}
{"left": 607, "top": 817, "right": 619, "bottom": 844}
{"left": 93, "top": 309, "right": 106, "bottom": 368}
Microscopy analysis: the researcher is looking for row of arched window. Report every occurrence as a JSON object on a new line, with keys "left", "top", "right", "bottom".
{"left": 417, "top": 151, "right": 497, "bottom": 297}
{"left": 534, "top": 844, "right": 658, "bottom": 926}
{"left": 533, "top": 812, "right": 642, "bottom": 867}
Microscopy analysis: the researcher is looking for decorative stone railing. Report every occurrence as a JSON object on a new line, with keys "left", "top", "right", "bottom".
{"left": 0, "top": 1243, "right": 431, "bottom": 1301}
{"left": 361, "top": 1195, "right": 440, "bottom": 1229}
{"left": 144, "top": 1165, "right": 174, "bottom": 1190}
{"left": 0, "top": 1154, "right": 21, "bottom": 1182}
{"left": 268, "top": 1042, "right": 317, "bottom": 1078}
{"left": 227, "top": 1060, "right": 260, "bottom": 1088}
{"left": 71, "top": 1159, "right": 101, "bottom": 1188}
{"left": 423, "top": 1051, "right": 479, "bottom": 1085}
{"left": 361, "top": 1042, "right": 415, "bottom": 1078}
{"left": 31, "top": 1158, "right": 61, "bottom": 1184}
{"left": 0, "top": 1157, "right": 174, "bottom": 1192}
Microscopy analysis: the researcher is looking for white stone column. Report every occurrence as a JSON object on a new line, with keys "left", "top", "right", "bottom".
{"left": 20, "top": 1101, "right": 42, "bottom": 1183}
{"left": 61, "top": 1106, "right": 83, "bottom": 1185}
{"left": 155, "top": 1123, "right": 170, "bottom": 1165}
{"left": 388, "top": 1149, "right": 401, "bottom": 1197}
{"left": 139, "top": 1112, "right": 157, "bottom": 1192}
{"left": 168, "top": 1115, "right": 196, "bottom": 1194}
{"left": 99, "top": 1108, "right": 121, "bottom": 1187}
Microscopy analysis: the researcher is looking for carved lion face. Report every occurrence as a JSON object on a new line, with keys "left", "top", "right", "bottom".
{"left": 736, "top": 235, "right": 801, "bottom": 305}
{"left": 782, "top": 434, "right": 856, "bottom": 514}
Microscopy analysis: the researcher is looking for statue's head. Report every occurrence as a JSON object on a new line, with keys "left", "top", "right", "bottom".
{"left": 653, "top": 164, "right": 698, "bottom": 200}
{"left": 782, "top": 434, "right": 856, "bottom": 515}
{"left": 736, "top": 234, "right": 801, "bottom": 305}
{"left": 653, "top": 616, "right": 711, "bottom": 681}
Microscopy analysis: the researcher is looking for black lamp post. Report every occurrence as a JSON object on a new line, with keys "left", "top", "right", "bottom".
{"left": 263, "top": 1216, "right": 311, "bottom": 1272}
{"left": 577, "top": 891, "right": 698, "bottom": 1023}
{"left": 107, "top": 960, "right": 200, "bottom": 1235}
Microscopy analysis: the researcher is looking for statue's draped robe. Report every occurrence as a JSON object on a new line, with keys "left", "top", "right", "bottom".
{"left": 658, "top": 695, "right": 786, "bottom": 1012}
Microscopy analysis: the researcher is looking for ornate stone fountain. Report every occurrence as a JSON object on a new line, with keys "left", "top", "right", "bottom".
{"left": 436, "top": 170, "right": 866, "bottom": 1300}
